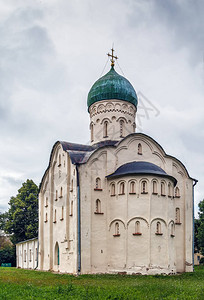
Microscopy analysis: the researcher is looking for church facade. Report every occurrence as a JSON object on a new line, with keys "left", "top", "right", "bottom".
{"left": 16, "top": 53, "right": 197, "bottom": 275}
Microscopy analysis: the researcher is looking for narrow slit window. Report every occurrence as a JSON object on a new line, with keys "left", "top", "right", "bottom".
{"left": 161, "top": 182, "right": 165, "bottom": 196}
{"left": 171, "top": 223, "right": 174, "bottom": 237}
{"left": 95, "top": 177, "right": 101, "bottom": 189}
{"left": 115, "top": 222, "right": 120, "bottom": 236}
{"left": 45, "top": 212, "right": 48, "bottom": 223}
{"left": 168, "top": 183, "right": 172, "bottom": 197}
{"left": 60, "top": 187, "right": 63, "bottom": 198}
{"left": 135, "top": 221, "right": 140, "bottom": 234}
{"left": 175, "top": 187, "right": 180, "bottom": 198}
{"left": 91, "top": 124, "right": 94, "bottom": 142}
{"left": 24, "top": 250, "right": 26, "bottom": 262}
{"left": 138, "top": 143, "right": 142, "bottom": 155}
{"left": 58, "top": 154, "right": 61, "bottom": 166}
{"left": 120, "top": 120, "right": 124, "bottom": 137}
{"left": 70, "top": 179, "right": 73, "bottom": 192}
{"left": 54, "top": 209, "right": 57, "bottom": 223}
{"left": 153, "top": 181, "right": 157, "bottom": 194}
{"left": 45, "top": 197, "right": 48, "bottom": 207}
{"left": 104, "top": 121, "right": 108, "bottom": 137}
{"left": 29, "top": 249, "right": 32, "bottom": 262}
{"left": 55, "top": 190, "right": 58, "bottom": 201}
{"left": 111, "top": 183, "right": 116, "bottom": 196}
{"left": 70, "top": 201, "right": 73, "bottom": 216}
{"left": 130, "top": 181, "right": 135, "bottom": 193}
{"left": 141, "top": 181, "right": 147, "bottom": 194}
{"left": 120, "top": 182, "right": 125, "bottom": 195}
{"left": 35, "top": 248, "right": 37, "bottom": 261}
{"left": 61, "top": 206, "right": 64, "bottom": 220}
{"left": 95, "top": 199, "right": 101, "bottom": 213}
{"left": 156, "top": 221, "right": 162, "bottom": 234}
{"left": 175, "top": 208, "right": 181, "bottom": 224}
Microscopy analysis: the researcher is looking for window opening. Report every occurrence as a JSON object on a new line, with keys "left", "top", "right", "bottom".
{"left": 104, "top": 121, "right": 108, "bottom": 137}
{"left": 141, "top": 181, "right": 147, "bottom": 194}
{"left": 175, "top": 208, "right": 181, "bottom": 224}
{"left": 120, "top": 120, "right": 124, "bottom": 137}
{"left": 120, "top": 182, "right": 125, "bottom": 195}
{"left": 111, "top": 183, "right": 116, "bottom": 196}
{"left": 161, "top": 182, "right": 165, "bottom": 196}
{"left": 138, "top": 143, "right": 142, "bottom": 155}
{"left": 153, "top": 181, "right": 157, "bottom": 194}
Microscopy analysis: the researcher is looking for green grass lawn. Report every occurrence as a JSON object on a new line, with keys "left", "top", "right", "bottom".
{"left": 0, "top": 266, "right": 204, "bottom": 299}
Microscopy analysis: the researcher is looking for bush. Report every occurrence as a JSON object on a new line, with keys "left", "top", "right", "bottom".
{"left": 0, "top": 245, "right": 16, "bottom": 267}
{"left": 199, "top": 257, "right": 204, "bottom": 265}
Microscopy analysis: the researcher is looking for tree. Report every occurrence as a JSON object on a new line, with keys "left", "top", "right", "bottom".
{"left": 194, "top": 218, "right": 201, "bottom": 253}
{"left": 197, "top": 199, "right": 204, "bottom": 256}
{"left": 0, "top": 212, "right": 8, "bottom": 230}
{"left": 4, "top": 179, "right": 39, "bottom": 244}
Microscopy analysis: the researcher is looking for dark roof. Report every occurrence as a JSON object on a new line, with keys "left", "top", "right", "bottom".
{"left": 61, "top": 140, "right": 118, "bottom": 164}
{"left": 106, "top": 161, "right": 177, "bottom": 186}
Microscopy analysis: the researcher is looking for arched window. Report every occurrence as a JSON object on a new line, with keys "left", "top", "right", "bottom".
{"left": 171, "top": 223, "right": 174, "bottom": 237}
{"left": 156, "top": 221, "right": 162, "bottom": 235}
{"left": 91, "top": 123, "right": 94, "bottom": 142}
{"left": 103, "top": 121, "right": 108, "bottom": 137}
{"left": 175, "top": 187, "right": 180, "bottom": 198}
{"left": 54, "top": 242, "right": 60, "bottom": 266}
{"left": 111, "top": 183, "right": 116, "bottom": 196}
{"left": 135, "top": 221, "right": 140, "bottom": 233}
{"left": 59, "top": 187, "right": 63, "bottom": 198}
{"left": 95, "top": 199, "right": 101, "bottom": 213}
{"left": 114, "top": 222, "right": 120, "bottom": 236}
{"left": 58, "top": 154, "right": 61, "bottom": 167}
{"left": 119, "top": 182, "right": 125, "bottom": 195}
{"left": 175, "top": 208, "right": 181, "bottom": 224}
{"left": 138, "top": 143, "right": 142, "bottom": 155}
{"left": 60, "top": 206, "right": 64, "bottom": 221}
{"left": 161, "top": 182, "right": 165, "bottom": 196}
{"left": 70, "top": 201, "right": 73, "bottom": 216}
{"left": 141, "top": 180, "right": 147, "bottom": 194}
{"left": 95, "top": 177, "right": 101, "bottom": 190}
{"left": 53, "top": 209, "right": 57, "bottom": 223}
{"left": 152, "top": 181, "right": 157, "bottom": 194}
{"left": 55, "top": 190, "right": 58, "bottom": 201}
{"left": 120, "top": 120, "right": 124, "bottom": 137}
{"left": 130, "top": 181, "right": 136, "bottom": 194}
{"left": 168, "top": 183, "right": 172, "bottom": 197}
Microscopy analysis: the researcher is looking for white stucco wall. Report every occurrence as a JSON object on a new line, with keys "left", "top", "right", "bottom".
{"left": 79, "top": 133, "right": 194, "bottom": 275}
{"left": 16, "top": 238, "right": 38, "bottom": 269}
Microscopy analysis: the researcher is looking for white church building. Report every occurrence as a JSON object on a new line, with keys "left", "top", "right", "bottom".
{"left": 16, "top": 51, "right": 197, "bottom": 275}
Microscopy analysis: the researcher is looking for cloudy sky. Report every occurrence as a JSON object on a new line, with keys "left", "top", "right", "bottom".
{"left": 0, "top": 0, "right": 203, "bottom": 216}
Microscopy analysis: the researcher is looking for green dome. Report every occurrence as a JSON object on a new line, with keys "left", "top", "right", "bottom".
{"left": 87, "top": 66, "right": 138, "bottom": 110}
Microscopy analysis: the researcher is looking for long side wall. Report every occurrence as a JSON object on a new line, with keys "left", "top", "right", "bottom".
{"left": 16, "top": 238, "right": 38, "bottom": 269}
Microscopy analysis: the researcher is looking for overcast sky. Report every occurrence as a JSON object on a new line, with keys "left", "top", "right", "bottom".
{"left": 0, "top": 0, "right": 203, "bottom": 217}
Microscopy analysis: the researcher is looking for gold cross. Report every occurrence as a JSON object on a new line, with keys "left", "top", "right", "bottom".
{"left": 107, "top": 48, "right": 118, "bottom": 67}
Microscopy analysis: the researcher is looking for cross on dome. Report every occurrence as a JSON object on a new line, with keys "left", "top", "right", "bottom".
{"left": 107, "top": 47, "right": 118, "bottom": 67}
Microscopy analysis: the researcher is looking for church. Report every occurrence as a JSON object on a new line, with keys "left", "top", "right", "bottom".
{"left": 16, "top": 50, "right": 197, "bottom": 275}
